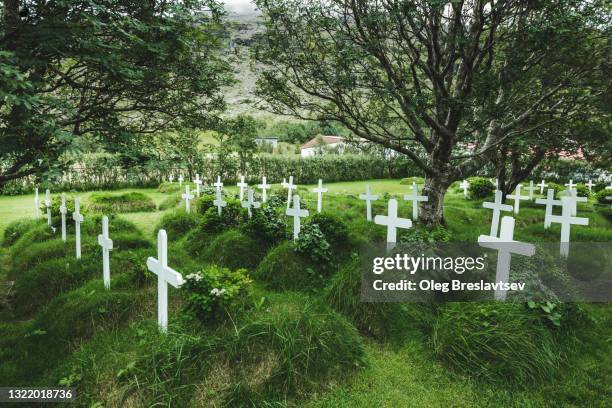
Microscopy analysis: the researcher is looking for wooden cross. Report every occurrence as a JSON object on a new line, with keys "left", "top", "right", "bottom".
{"left": 213, "top": 187, "right": 226, "bottom": 216}
{"left": 59, "top": 193, "right": 67, "bottom": 242}
{"left": 45, "top": 189, "right": 52, "bottom": 227}
{"left": 524, "top": 181, "right": 538, "bottom": 200}
{"left": 147, "top": 229, "right": 184, "bottom": 333}
{"left": 256, "top": 176, "right": 270, "bottom": 203}
{"left": 478, "top": 216, "right": 535, "bottom": 300}
{"left": 375, "top": 198, "right": 412, "bottom": 248}
{"left": 535, "top": 188, "right": 562, "bottom": 229}
{"left": 549, "top": 197, "right": 589, "bottom": 257}
{"left": 506, "top": 184, "right": 530, "bottom": 214}
{"left": 241, "top": 188, "right": 261, "bottom": 218}
{"left": 403, "top": 182, "right": 428, "bottom": 221}
{"left": 285, "top": 176, "right": 297, "bottom": 209}
{"left": 460, "top": 180, "right": 469, "bottom": 198}
{"left": 359, "top": 184, "right": 379, "bottom": 221}
{"left": 34, "top": 188, "right": 40, "bottom": 219}
{"left": 98, "top": 216, "right": 113, "bottom": 290}
{"left": 182, "top": 185, "right": 193, "bottom": 213}
{"left": 312, "top": 179, "right": 328, "bottom": 213}
{"left": 483, "top": 190, "right": 513, "bottom": 237}
{"left": 194, "top": 174, "right": 202, "bottom": 197}
{"left": 286, "top": 195, "right": 309, "bottom": 241}
{"left": 538, "top": 179, "right": 547, "bottom": 195}
{"left": 237, "top": 175, "right": 248, "bottom": 201}
{"left": 73, "top": 197, "right": 84, "bottom": 259}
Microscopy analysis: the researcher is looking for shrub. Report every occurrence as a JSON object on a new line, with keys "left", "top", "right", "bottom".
{"left": 199, "top": 200, "right": 245, "bottom": 235}
{"left": 203, "top": 230, "right": 265, "bottom": 270}
{"left": 324, "top": 256, "right": 434, "bottom": 342}
{"left": 573, "top": 183, "right": 591, "bottom": 198}
{"left": 432, "top": 302, "right": 589, "bottom": 384}
{"left": 547, "top": 182, "right": 565, "bottom": 197}
{"left": 255, "top": 241, "right": 315, "bottom": 290}
{"left": 294, "top": 224, "right": 332, "bottom": 265}
{"left": 182, "top": 265, "right": 252, "bottom": 323}
{"left": 11, "top": 257, "right": 96, "bottom": 316}
{"left": 229, "top": 293, "right": 366, "bottom": 398}
{"left": 155, "top": 210, "right": 200, "bottom": 238}
{"left": 158, "top": 182, "right": 181, "bottom": 194}
{"left": 240, "top": 206, "right": 287, "bottom": 245}
{"left": 400, "top": 226, "right": 452, "bottom": 243}
{"left": 87, "top": 192, "right": 156, "bottom": 213}
{"left": 2, "top": 218, "right": 40, "bottom": 247}
{"left": 111, "top": 249, "right": 154, "bottom": 289}
{"left": 468, "top": 177, "right": 495, "bottom": 199}
{"left": 307, "top": 213, "right": 350, "bottom": 252}
{"left": 194, "top": 195, "right": 216, "bottom": 214}
{"left": 594, "top": 188, "right": 611, "bottom": 205}
{"left": 40, "top": 194, "right": 79, "bottom": 225}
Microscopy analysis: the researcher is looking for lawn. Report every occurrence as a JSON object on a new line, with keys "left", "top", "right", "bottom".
{"left": 0, "top": 179, "right": 610, "bottom": 407}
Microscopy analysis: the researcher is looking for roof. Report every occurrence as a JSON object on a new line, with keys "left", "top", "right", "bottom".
{"left": 300, "top": 136, "right": 345, "bottom": 150}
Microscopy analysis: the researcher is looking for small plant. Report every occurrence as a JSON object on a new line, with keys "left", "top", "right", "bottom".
{"left": 182, "top": 265, "right": 252, "bottom": 322}
{"left": 295, "top": 223, "right": 332, "bottom": 264}
{"left": 400, "top": 226, "right": 451, "bottom": 243}
{"left": 594, "top": 188, "right": 610, "bottom": 205}
{"left": 240, "top": 205, "right": 287, "bottom": 244}
{"left": 468, "top": 177, "right": 494, "bottom": 199}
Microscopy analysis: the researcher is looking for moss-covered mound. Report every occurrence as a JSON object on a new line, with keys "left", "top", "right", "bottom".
{"left": 202, "top": 230, "right": 266, "bottom": 270}
{"left": 87, "top": 192, "right": 156, "bottom": 213}
{"left": 155, "top": 210, "right": 200, "bottom": 238}
{"left": 254, "top": 241, "right": 316, "bottom": 290}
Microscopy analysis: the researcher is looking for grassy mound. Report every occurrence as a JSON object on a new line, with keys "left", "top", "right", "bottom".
{"left": 158, "top": 195, "right": 181, "bottom": 211}
{"left": 158, "top": 181, "right": 182, "bottom": 194}
{"left": 254, "top": 241, "right": 315, "bottom": 290}
{"left": 432, "top": 302, "right": 591, "bottom": 384}
{"left": 10, "top": 238, "right": 97, "bottom": 274}
{"left": 2, "top": 218, "right": 41, "bottom": 247}
{"left": 155, "top": 210, "right": 200, "bottom": 238}
{"left": 202, "top": 230, "right": 266, "bottom": 270}
{"left": 87, "top": 192, "right": 156, "bottom": 213}
{"left": 325, "top": 256, "right": 434, "bottom": 342}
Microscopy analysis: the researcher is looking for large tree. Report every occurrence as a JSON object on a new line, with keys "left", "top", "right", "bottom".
{"left": 0, "top": 0, "right": 232, "bottom": 186}
{"left": 253, "top": 0, "right": 610, "bottom": 226}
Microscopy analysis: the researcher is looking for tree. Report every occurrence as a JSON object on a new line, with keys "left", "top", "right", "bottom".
{"left": 222, "top": 115, "right": 260, "bottom": 174}
{"left": 253, "top": 0, "right": 610, "bottom": 226}
{"left": 0, "top": 0, "right": 232, "bottom": 187}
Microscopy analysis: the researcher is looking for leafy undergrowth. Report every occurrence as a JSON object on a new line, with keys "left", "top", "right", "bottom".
{"left": 0, "top": 185, "right": 610, "bottom": 407}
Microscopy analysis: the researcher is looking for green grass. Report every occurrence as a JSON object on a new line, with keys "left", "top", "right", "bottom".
{"left": 0, "top": 179, "right": 610, "bottom": 407}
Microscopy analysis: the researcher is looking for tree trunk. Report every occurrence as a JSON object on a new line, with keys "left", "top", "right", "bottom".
{"left": 420, "top": 175, "right": 452, "bottom": 228}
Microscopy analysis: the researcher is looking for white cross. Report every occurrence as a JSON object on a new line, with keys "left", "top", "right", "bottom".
{"left": 147, "top": 230, "right": 184, "bottom": 333}
{"left": 257, "top": 176, "right": 271, "bottom": 203}
{"left": 241, "top": 188, "right": 261, "bottom": 218}
{"left": 285, "top": 176, "right": 297, "bottom": 209}
{"left": 585, "top": 179, "right": 595, "bottom": 193}
{"left": 73, "top": 197, "right": 84, "bottom": 259}
{"left": 549, "top": 197, "right": 589, "bottom": 258}
{"left": 178, "top": 174, "right": 184, "bottom": 187}
{"left": 359, "top": 184, "right": 379, "bottom": 221}
{"left": 213, "top": 176, "right": 224, "bottom": 193}
{"left": 564, "top": 179, "right": 576, "bottom": 190}
{"left": 491, "top": 178, "right": 499, "bottom": 189}
{"left": 538, "top": 180, "right": 548, "bottom": 195}
{"left": 168, "top": 174, "right": 174, "bottom": 183}
{"left": 535, "top": 188, "right": 562, "bottom": 229}
{"left": 59, "top": 193, "right": 67, "bottom": 242}
{"left": 182, "top": 185, "right": 193, "bottom": 213}
{"left": 213, "top": 187, "right": 226, "bottom": 216}
{"left": 460, "top": 180, "right": 469, "bottom": 198}
{"left": 506, "top": 184, "right": 530, "bottom": 214}
{"left": 237, "top": 175, "right": 248, "bottom": 201}
{"left": 312, "top": 179, "right": 328, "bottom": 213}
{"left": 560, "top": 189, "right": 587, "bottom": 217}
{"left": 483, "top": 190, "right": 513, "bottom": 237}
{"left": 34, "top": 188, "right": 40, "bottom": 219}
{"left": 286, "top": 195, "right": 309, "bottom": 241}
{"left": 98, "top": 215, "right": 113, "bottom": 290}
{"left": 524, "top": 181, "right": 538, "bottom": 200}
{"left": 375, "top": 198, "right": 413, "bottom": 248}
{"left": 194, "top": 174, "right": 202, "bottom": 197}
{"left": 478, "top": 216, "right": 535, "bottom": 300}
{"left": 403, "top": 182, "right": 428, "bottom": 221}
{"left": 281, "top": 178, "right": 287, "bottom": 188}
{"left": 45, "top": 189, "right": 52, "bottom": 227}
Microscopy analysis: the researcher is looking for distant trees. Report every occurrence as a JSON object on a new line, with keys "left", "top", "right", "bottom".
{"left": 254, "top": 0, "right": 611, "bottom": 226}
{"left": 0, "top": 0, "right": 232, "bottom": 187}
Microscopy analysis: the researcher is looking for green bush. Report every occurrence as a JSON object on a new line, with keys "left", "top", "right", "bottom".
{"left": 594, "top": 188, "right": 611, "bottom": 205}
{"left": 240, "top": 205, "right": 287, "bottom": 245}
{"left": 468, "top": 177, "right": 495, "bottom": 199}
{"left": 155, "top": 210, "right": 200, "bottom": 238}
{"left": 158, "top": 182, "right": 181, "bottom": 194}
{"left": 324, "top": 256, "right": 433, "bottom": 342}
{"left": 2, "top": 218, "right": 41, "bottom": 247}
{"left": 307, "top": 213, "right": 350, "bottom": 252}
{"left": 87, "top": 192, "right": 156, "bottom": 213}
{"left": 229, "top": 293, "right": 366, "bottom": 398}
{"left": 11, "top": 257, "right": 96, "bottom": 316}
{"left": 40, "top": 193, "right": 79, "bottom": 225}
{"left": 198, "top": 200, "right": 245, "bottom": 235}
{"left": 400, "top": 226, "right": 452, "bottom": 243}
{"left": 203, "top": 230, "right": 266, "bottom": 270}
{"left": 110, "top": 249, "right": 154, "bottom": 289}
{"left": 194, "top": 194, "right": 216, "bottom": 214}
{"left": 432, "top": 302, "right": 589, "bottom": 384}
{"left": 182, "top": 264, "right": 252, "bottom": 323}
{"left": 255, "top": 241, "right": 315, "bottom": 290}
{"left": 573, "top": 183, "right": 591, "bottom": 198}
{"left": 547, "top": 182, "right": 565, "bottom": 197}
{"left": 294, "top": 223, "right": 332, "bottom": 264}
